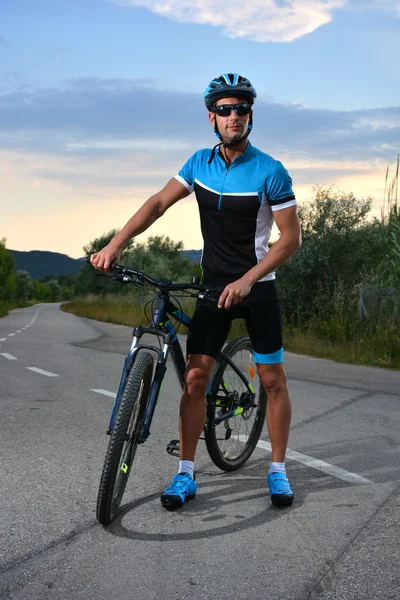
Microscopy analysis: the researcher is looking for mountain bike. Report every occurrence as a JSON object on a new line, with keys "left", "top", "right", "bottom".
{"left": 96, "top": 264, "right": 267, "bottom": 525}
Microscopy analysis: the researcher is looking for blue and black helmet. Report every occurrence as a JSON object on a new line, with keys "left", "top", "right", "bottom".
{"left": 204, "top": 73, "right": 257, "bottom": 111}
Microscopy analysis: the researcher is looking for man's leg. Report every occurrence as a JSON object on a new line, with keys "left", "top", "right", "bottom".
{"left": 179, "top": 353, "right": 216, "bottom": 461}
{"left": 161, "top": 354, "right": 215, "bottom": 509}
{"left": 257, "top": 363, "right": 291, "bottom": 462}
{"left": 257, "top": 362, "right": 294, "bottom": 506}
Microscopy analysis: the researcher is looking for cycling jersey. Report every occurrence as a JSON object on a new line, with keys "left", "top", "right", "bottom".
{"left": 175, "top": 142, "right": 296, "bottom": 282}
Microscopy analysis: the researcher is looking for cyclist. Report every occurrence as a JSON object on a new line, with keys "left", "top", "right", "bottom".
{"left": 91, "top": 73, "right": 301, "bottom": 509}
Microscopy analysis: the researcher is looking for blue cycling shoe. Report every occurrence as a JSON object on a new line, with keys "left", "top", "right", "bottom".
{"left": 161, "top": 473, "right": 197, "bottom": 509}
{"left": 267, "top": 472, "right": 294, "bottom": 507}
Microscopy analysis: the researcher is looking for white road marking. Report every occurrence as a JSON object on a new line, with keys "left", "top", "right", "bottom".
{"left": 26, "top": 367, "right": 59, "bottom": 377}
{"left": 1, "top": 353, "right": 18, "bottom": 360}
{"left": 16, "top": 330, "right": 22, "bottom": 333}
{"left": 26, "top": 310, "right": 40, "bottom": 327}
{"left": 8, "top": 333, "right": 16, "bottom": 337}
{"left": 90, "top": 389, "right": 116, "bottom": 398}
{"left": 236, "top": 436, "right": 373, "bottom": 485}
{"left": 0, "top": 338, "right": 7, "bottom": 342}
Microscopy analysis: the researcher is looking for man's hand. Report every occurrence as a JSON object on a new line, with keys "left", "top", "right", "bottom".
{"left": 90, "top": 243, "right": 122, "bottom": 273}
{"left": 218, "top": 278, "right": 252, "bottom": 310}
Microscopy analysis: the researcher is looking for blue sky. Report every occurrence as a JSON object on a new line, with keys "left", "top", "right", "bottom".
{"left": 1, "top": 0, "right": 399, "bottom": 257}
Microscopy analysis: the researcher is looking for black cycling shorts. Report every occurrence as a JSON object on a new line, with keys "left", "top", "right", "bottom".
{"left": 187, "top": 279, "right": 283, "bottom": 364}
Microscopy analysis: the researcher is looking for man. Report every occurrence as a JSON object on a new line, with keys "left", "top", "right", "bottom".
{"left": 91, "top": 73, "right": 301, "bottom": 510}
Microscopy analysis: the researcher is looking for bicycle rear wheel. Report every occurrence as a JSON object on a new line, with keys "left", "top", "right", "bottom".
{"left": 96, "top": 352, "right": 154, "bottom": 525}
{"left": 204, "top": 337, "right": 266, "bottom": 471}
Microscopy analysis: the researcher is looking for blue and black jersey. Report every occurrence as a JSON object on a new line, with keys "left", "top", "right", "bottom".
{"left": 174, "top": 142, "right": 296, "bottom": 283}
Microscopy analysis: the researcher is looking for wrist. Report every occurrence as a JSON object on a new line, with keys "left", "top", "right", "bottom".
{"left": 110, "top": 236, "right": 126, "bottom": 252}
{"left": 242, "top": 275, "right": 255, "bottom": 291}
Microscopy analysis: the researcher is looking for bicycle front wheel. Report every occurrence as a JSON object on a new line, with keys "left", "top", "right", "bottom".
{"left": 205, "top": 337, "right": 266, "bottom": 471}
{"left": 96, "top": 352, "right": 154, "bottom": 525}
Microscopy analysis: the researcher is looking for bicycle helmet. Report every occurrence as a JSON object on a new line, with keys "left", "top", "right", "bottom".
{"left": 204, "top": 73, "right": 257, "bottom": 111}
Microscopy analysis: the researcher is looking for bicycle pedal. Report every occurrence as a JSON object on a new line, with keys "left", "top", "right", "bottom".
{"left": 166, "top": 439, "right": 180, "bottom": 456}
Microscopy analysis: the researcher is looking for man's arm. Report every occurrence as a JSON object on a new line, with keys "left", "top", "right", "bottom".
{"left": 218, "top": 205, "right": 301, "bottom": 309}
{"left": 90, "top": 178, "right": 190, "bottom": 272}
{"left": 243, "top": 205, "right": 301, "bottom": 287}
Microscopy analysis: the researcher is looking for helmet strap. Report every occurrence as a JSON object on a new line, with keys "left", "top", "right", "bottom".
{"left": 208, "top": 115, "right": 253, "bottom": 164}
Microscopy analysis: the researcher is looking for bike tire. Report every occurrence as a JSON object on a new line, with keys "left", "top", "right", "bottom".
{"left": 204, "top": 337, "right": 267, "bottom": 471}
{"left": 96, "top": 352, "right": 154, "bottom": 525}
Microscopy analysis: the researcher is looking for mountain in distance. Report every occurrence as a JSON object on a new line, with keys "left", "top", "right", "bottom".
{"left": 9, "top": 249, "right": 202, "bottom": 279}
{"left": 9, "top": 250, "right": 85, "bottom": 279}
{"left": 183, "top": 249, "right": 202, "bottom": 264}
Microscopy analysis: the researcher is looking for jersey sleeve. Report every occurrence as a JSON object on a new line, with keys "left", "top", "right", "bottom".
{"left": 264, "top": 161, "right": 296, "bottom": 211}
{"left": 174, "top": 153, "right": 198, "bottom": 193}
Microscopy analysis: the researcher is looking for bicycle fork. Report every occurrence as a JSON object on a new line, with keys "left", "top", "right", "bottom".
{"left": 139, "top": 360, "right": 167, "bottom": 443}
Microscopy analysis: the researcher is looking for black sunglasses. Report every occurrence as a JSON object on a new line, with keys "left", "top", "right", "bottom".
{"left": 214, "top": 103, "right": 252, "bottom": 117}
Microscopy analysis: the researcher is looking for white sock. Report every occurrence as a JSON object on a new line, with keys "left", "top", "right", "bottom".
{"left": 268, "top": 462, "right": 286, "bottom": 475}
{"left": 178, "top": 460, "right": 194, "bottom": 479}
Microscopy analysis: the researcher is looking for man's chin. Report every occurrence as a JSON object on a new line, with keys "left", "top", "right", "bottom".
{"left": 226, "top": 133, "right": 243, "bottom": 144}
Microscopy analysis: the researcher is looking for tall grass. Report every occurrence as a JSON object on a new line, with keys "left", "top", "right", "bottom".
{"left": 61, "top": 293, "right": 197, "bottom": 331}
{"left": 61, "top": 294, "right": 148, "bottom": 327}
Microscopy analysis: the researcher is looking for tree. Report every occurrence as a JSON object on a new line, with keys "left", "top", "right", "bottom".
{"left": 0, "top": 238, "right": 16, "bottom": 300}
{"left": 74, "top": 229, "right": 135, "bottom": 296}
{"left": 124, "top": 235, "right": 194, "bottom": 282}
{"left": 14, "top": 270, "right": 34, "bottom": 302}
{"left": 33, "top": 280, "right": 51, "bottom": 301}
{"left": 277, "top": 187, "right": 387, "bottom": 326}
{"left": 47, "top": 279, "right": 63, "bottom": 302}
{"left": 299, "top": 185, "right": 372, "bottom": 239}
{"left": 75, "top": 231, "right": 195, "bottom": 296}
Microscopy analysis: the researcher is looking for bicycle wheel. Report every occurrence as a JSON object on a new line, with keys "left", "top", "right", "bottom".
{"left": 96, "top": 352, "right": 154, "bottom": 525}
{"left": 204, "top": 337, "right": 266, "bottom": 471}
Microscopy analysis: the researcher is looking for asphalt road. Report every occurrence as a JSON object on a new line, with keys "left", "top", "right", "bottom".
{"left": 0, "top": 303, "right": 399, "bottom": 600}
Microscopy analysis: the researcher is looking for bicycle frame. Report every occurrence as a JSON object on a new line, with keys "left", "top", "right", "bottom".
{"left": 107, "top": 289, "right": 256, "bottom": 443}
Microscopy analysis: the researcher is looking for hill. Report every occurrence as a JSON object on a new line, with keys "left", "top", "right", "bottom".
{"left": 9, "top": 250, "right": 84, "bottom": 279}
{"left": 8, "top": 248, "right": 202, "bottom": 279}
{"left": 183, "top": 249, "right": 202, "bottom": 263}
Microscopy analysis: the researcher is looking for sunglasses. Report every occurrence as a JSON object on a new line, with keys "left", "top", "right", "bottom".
{"left": 214, "top": 103, "right": 252, "bottom": 117}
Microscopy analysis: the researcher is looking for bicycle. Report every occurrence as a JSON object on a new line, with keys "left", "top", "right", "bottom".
{"left": 96, "top": 264, "right": 267, "bottom": 525}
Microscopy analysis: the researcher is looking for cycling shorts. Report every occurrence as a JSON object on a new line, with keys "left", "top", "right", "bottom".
{"left": 186, "top": 279, "right": 283, "bottom": 364}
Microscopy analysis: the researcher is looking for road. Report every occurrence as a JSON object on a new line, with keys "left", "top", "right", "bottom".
{"left": 0, "top": 303, "right": 399, "bottom": 599}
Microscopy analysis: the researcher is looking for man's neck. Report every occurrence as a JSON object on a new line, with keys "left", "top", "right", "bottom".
{"left": 221, "top": 140, "right": 248, "bottom": 166}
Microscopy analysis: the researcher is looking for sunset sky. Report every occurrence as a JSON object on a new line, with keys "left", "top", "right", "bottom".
{"left": 1, "top": 0, "right": 399, "bottom": 258}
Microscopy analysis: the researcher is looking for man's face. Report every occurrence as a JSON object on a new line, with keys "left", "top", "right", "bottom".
{"left": 209, "top": 97, "right": 252, "bottom": 143}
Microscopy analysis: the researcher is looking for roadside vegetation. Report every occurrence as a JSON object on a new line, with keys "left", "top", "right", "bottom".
{"left": 0, "top": 238, "right": 74, "bottom": 317}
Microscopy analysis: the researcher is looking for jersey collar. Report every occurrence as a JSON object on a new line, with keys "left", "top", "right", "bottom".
{"left": 217, "top": 141, "right": 254, "bottom": 166}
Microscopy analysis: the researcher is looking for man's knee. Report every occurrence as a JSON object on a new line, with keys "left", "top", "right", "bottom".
{"left": 184, "top": 355, "right": 215, "bottom": 397}
{"left": 257, "top": 364, "right": 287, "bottom": 395}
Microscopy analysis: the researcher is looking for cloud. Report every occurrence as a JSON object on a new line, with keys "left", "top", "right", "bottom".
{"left": 0, "top": 78, "right": 398, "bottom": 166}
{"left": 115, "top": 0, "right": 346, "bottom": 42}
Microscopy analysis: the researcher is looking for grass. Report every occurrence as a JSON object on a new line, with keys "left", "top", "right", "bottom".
{"left": 61, "top": 294, "right": 146, "bottom": 327}
{"left": 0, "top": 300, "right": 39, "bottom": 318}
{"left": 62, "top": 294, "right": 400, "bottom": 370}
{"left": 283, "top": 326, "right": 400, "bottom": 370}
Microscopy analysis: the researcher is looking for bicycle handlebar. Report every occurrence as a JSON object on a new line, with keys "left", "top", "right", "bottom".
{"left": 111, "top": 264, "right": 221, "bottom": 298}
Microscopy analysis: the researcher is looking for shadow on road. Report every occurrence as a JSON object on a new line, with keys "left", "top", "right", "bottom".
{"left": 103, "top": 458, "right": 360, "bottom": 542}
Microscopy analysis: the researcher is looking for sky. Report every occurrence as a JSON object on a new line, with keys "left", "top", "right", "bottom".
{"left": 1, "top": 0, "right": 399, "bottom": 258}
